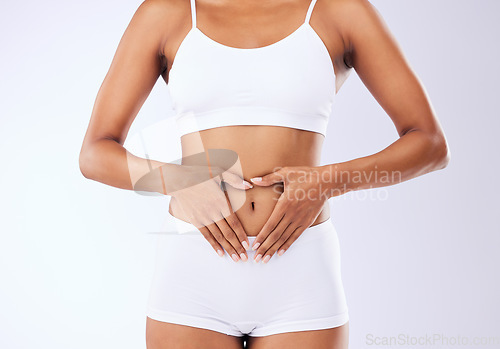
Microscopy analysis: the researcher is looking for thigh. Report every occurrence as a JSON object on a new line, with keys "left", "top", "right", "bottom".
{"left": 146, "top": 317, "right": 244, "bottom": 349}
{"left": 247, "top": 322, "right": 349, "bottom": 349}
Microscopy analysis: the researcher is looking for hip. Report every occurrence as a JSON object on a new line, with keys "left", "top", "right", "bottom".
{"left": 149, "top": 216, "right": 346, "bottom": 312}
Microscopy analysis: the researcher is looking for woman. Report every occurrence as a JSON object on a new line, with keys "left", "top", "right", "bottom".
{"left": 79, "top": 0, "right": 450, "bottom": 347}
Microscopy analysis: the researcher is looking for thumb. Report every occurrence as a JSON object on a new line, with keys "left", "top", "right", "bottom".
{"left": 250, "top": 169, "right": 285, "bottom": 186}
{"left": 219, "top": 171, "right": 253, "bottom": 190}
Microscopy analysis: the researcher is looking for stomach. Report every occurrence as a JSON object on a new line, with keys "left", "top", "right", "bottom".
{"left": 168, "top": 125, "right": 331, "bottom": 237}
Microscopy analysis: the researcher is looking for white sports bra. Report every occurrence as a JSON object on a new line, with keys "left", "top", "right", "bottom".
{"left": 168, "top": 0, "right": 336, "bottom": 137}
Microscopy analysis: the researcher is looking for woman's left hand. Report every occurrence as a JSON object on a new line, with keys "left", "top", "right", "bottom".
{"left": 249, "top": 166, "right": 330, "bottom": 263}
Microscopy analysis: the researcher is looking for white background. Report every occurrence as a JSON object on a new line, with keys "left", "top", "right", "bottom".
{"left": 1, "top": 0, "right": 499, "bottom": 348}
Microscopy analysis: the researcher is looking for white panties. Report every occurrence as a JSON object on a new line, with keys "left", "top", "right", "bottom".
{"left": 146, "top": 213, "right": 349, "bottom": 337}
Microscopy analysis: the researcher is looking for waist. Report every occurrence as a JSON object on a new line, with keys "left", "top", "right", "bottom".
{"left": 168, "top": 186, "right": 330, "bottom": 236}
{"left": 172, "top": 125, "right": 329, "bottom": 236}
{"left": 166, "top": 201, "right": 332, "bottom": 240}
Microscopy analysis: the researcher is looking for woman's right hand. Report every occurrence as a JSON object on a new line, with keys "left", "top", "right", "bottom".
{"left": 168, "top": 165, "right": 252, "bottom": 262}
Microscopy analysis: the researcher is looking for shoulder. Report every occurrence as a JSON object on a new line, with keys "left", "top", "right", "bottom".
{"left": 312, "top": 0, "right": 381, "bottom": 66}
{"left": 128, "top": 0, "right": 191, "bottom": 47}
{"left": 129, "top": 0, "right": 193, "bottom": 29}
{"left": 330, "top": 0, "right": 391, "bottom": 43}
{"left": 320, "top": 0, "right": 395, "bottom": 65}
{"left": 319, "top": 0, "right": 384, "bottom": 34}
{"left": 320, "top": 0, "right": 379, "bottom": 18}
{"left": 131, "top": 0, "right": 184, "bottom": 23}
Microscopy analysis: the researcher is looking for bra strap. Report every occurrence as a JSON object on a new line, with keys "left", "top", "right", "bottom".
{"left": 304, "top": 0, "right": 318, "bottom": 24}
{"left": 190, "top": 0, "right": 197, "bottom": 29}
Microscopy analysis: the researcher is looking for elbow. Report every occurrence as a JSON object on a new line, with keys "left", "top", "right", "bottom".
{"left": 433, "top": 135, "right": 451, "bottom": 170}
{"left": 79, "top": 146, "right": 95, "bottom": 179}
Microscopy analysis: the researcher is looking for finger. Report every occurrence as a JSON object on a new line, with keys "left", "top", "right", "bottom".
{"left": 209, "top": 193, "right": 244, "bottom": 262}
{"left": 220, "top": 171, "right": 253, "bottom": 190}
{"left": 215, "top": 217, "right": 248, "bottom": 262}
{"left": 250, "top": 168, "right": 286, "bottom": 186}
{"left": 217, "top": 188, "right": 250, "bottom": 251}
{"left": 196, "top": 224, "right": 225, "bottom": 257}
{"left": 253, "top": 216, "right": 291, "bottom": 263}
{"left": 276, "top": 224, "right": 309, "bottom": 257}
{"left": 260, "top": 222, "right": 299, "bottom": 263}
{"left": 221, "top": 211, "right": 250, "bottom": 252}
{"left": 210, "top": 167, "right": 250, "bottom": 190}
{"left": 251, "top": 195, "right": 289, "bottom": 250}
{"left": 205, "top": 219, "right": 241, "bottom": 262}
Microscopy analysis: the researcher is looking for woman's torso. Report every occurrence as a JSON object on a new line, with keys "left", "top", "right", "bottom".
{"left": 163, "top": 0, "right": 352, "bottom": 236}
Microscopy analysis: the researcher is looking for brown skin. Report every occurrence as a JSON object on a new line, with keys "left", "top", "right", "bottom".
{"left": 79, "top": 0, "right": 450, "bottom": 348}
{"left": 146, "top": 317, "right": 349, "bottom": 349}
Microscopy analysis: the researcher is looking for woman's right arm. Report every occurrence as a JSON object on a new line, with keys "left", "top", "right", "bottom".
{"left": 78, "top": 0, "right": 251, "bottom": 261}
{"left": 79, "top": 0, "right": 171, "bottom": 190}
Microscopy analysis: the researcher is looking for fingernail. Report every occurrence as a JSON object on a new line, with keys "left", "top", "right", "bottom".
{"left": 242, "top": 241, "right": 249, "bottom": 250}
{"left": 250, "top": 177, "right": 262, "bottom": 182}
{"left": 263, "top": 255, "right": 271, "bottom": 264}
{"left": 217, "top": 249, "right": 224, "bottom": 257}
{"left": 243, "top": 180, "right": 253, "bottom": 188}
{"left": 231, "top": 254, "right": 240, "bottom": 262}
{"left": 278, "top": 249, "right": 285, "bottom": 256}
{"left": 240, "top": 253, "right": 248, "bottom": 262}
{"left": 252, "top": 242, "right": 260, "bottom": 251}
{"left": 254, "top": 254, "right": 262, "bottom": 263}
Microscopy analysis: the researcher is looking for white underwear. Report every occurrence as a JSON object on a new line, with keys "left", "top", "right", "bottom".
{"left": 146, "top": 213, "right": 349, "bottom": 337}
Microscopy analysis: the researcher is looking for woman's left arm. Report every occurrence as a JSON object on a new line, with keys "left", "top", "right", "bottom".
{"left": 250, "top": 0, "right": 450, "bottom": 263}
